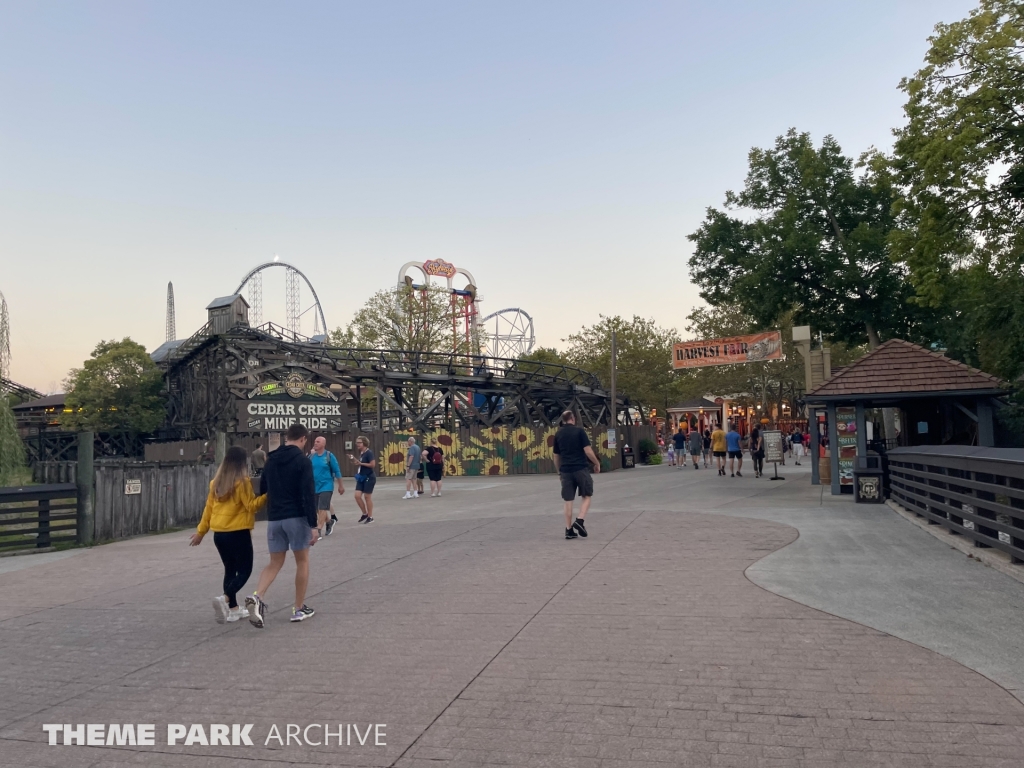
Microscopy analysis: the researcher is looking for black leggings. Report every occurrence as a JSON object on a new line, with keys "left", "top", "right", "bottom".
{"left": 753, "top": 454, "right": 764, "bottom": 474}
{"left": 213, "top": 530, "right": 253, "bottom": 608}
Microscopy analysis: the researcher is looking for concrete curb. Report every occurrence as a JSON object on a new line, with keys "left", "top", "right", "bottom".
{"left": 0, "top": 546, "right": 56, "bottom": 558}
{"left": 886, "top": 498, "right": 1024, "bottom": 587}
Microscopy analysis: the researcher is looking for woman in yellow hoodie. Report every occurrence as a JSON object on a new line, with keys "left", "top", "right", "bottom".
{"left": 189, "top": 447, "right": 267, "bottom": 623}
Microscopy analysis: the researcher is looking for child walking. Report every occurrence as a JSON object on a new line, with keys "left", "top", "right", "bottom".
{"left": 189, "top": 446, "right": 267, "bottom": 624}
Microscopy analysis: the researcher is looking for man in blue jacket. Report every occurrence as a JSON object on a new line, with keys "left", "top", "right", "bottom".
{"left": 246, "top": 423, "right": 318, "bottom": 628}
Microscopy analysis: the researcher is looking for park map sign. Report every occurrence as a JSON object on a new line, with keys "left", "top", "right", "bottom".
{"left": 673, "top": 331, "right": 783, "bottom": 370}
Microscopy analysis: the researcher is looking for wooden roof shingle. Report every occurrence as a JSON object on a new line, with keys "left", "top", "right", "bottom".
{"left": 806, "top": 340, "right": 1005, "bottom": 399}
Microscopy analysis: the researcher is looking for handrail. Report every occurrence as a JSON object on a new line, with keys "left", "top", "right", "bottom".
{"left": 888, "top": 447, "right": 1024, "bottom": 565}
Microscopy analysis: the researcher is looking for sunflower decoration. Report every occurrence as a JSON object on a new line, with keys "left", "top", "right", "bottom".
{"left": 383, "top": 442, "right": 407, "bottom": 476}
{"left": 484, "top": 457, "right": 508, "bottom": 476}
{"left": 509, "top": 426, "right": 535, "bottom": 452}
{"left": 461, "top": 445, "right": 485, "bottom": 462}
{"left": 528, "top": 445, "right": 548, "bottom": 462}
{"left": 444, "top": 457, "right": 464, "bottom": 477}
{"left": 596, "top": 432, "right": 618, "bottom": 458}
{"left": 482, "top": 425, "right": 508, "bottom": 444}
{"left": 430, "top": 429, "right": 461, "bottom": 456}
{"left": 537, "top": 426, "right": 558, "bottom": 459}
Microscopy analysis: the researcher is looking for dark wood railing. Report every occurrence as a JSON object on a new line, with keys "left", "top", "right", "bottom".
{"left": 888, "top": 446, "right": 1024, "bottom": 565}
{"left": 0, "top": 483, "right": 78, "bottom": 551}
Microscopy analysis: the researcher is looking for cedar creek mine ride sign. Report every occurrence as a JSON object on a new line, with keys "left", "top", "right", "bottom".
{"left": 236, "top": 373, "right": 347, "bottom": 431}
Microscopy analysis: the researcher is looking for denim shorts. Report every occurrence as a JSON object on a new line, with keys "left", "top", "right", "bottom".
{"left": 267, "top": 517, "right": 313, "bottom": 553}
{"left": 356, "top": 475, "right": 376, "bottom": 494}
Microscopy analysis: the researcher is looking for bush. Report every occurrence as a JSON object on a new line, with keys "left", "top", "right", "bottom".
{"left": 648, "top": 452, "right": 663, "bottom": 465}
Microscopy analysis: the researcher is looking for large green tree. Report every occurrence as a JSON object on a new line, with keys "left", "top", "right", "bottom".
{"left": 688, "top": 129, "right": 921, "bottom": 349}
{"left": 562, "top": 315, "right": 681, "bottom": 416}
{"left": 61, "top": 338, "right": 166, "bottom": 435}
{"left": 891, "top": 0, "right": 1024, "bottom": 380}
{"left": 331, "top": 284, "right": 474, "bottom": 356}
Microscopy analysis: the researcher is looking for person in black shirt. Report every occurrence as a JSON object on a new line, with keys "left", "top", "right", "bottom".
{"left": 245, "top": 423, "right": 318, "bottom": 628}
{"left": 671, "top": 428, "right": 687, "bottom": 470}
{"left": 552, "top": 410, "right": 601, "bottom": 540}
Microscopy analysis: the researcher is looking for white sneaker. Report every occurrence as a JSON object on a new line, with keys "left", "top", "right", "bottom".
{"left": 413, "top": 492, "right": 419, "bottom": 498}
{"left": 402, "top": 492, "right": 412, "bottom": 499}
{"left": 212, "top": 595, "right": 229, "bottom": 624}
{"left": 226, "top": 606, "right": 248, "bottom": 622}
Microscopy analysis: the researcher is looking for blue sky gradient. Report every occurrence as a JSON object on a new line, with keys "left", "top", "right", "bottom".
{"left": 1, "top": 1, "right": 975, "bottom": 389}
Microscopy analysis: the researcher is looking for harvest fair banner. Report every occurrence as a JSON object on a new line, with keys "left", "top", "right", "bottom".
{"left": 672, "top": 331, "right": 783, "bottom": 369}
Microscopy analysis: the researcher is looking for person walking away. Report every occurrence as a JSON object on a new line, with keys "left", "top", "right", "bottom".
{"left": 552, "top": 410, "right": 601, "bottom": 540}
{"left": 791, "top": 428, "right": 804, "bottom": 465}
{"left": 666, "top": 441, "right": 675, "bottom": 467}
{"left": 403, "top": 437, "right": 422, "bottom": 499}
{"left": 250, "top": 443, "right": 267, "bottom": 477}
{"left": 702, "top": 428, "right": 712, "bottom": 468}
{"left": 671, "top": 428, "right": 687, "bottom": 470}
{"left": 349, "top": 436, "right": 376, "bottom": 523}
{"left": 424, "top": 438, "right": 444, "bottom": 497}
{"left": 687, "top": 427, "right": 702, "bottom": 469}
{"left": 711, "top": 424, "right": 727, "bottom": 475}
{"left": 189, "top": 446, "right": 266, "bottom": 624}
{"left": 750, "top": 425, "right": 764, "bottom": 478}
{"left": 245, "top": 423, "right": 318, "bottom": 628}
{"left": 726, "top": 422, "right": 744, "bottom": 477}
{"left": 310, "top": 436, "right": 344, "bottom": 538}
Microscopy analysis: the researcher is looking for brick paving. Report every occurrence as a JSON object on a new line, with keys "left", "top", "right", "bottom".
{"left": 1, "top": 475, "right": 1023, "bottom": 767}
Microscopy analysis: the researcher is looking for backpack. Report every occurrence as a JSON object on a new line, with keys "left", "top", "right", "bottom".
{"left": 431, "top": 448, "right": 444, "bottom": 465}
{"left": 322, "top": 451, "right": 339, "bottom": 477}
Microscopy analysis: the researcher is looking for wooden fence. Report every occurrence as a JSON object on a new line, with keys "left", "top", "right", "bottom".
{"left": 144, "top": 423, "right": 658, "bottom": 479}
{"left": 0, "top": 484, "right": 78, "bottom": 552}
{"left": 93, "top": 460, "right": 216, "bottom": 541}
{"left": 33, "top": 461, "right": 78, "bottom": 484}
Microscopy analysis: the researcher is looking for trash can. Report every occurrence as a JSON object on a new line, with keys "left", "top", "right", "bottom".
{"left": 853, "top": 454, "right": 884, "bottom": 503}
{"left": 622, "top": 444, "right": 635, "bottom": 469}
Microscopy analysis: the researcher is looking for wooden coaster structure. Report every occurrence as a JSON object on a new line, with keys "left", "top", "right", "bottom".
{"left": 158, "top": 321, "right": 613, "bottom": 440}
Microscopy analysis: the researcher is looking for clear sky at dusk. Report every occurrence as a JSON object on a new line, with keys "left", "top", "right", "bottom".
{"left": 1, "top": 0, "right": 976, "bottom": 391}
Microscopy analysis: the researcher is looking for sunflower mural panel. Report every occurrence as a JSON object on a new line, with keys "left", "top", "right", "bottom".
{"left": 592, "top": 429, "right": 617, "bottom": 473}
{"left": 484, "top": 456, "right": 508, "bottom": 476}
{"left": 382, "top": 441, "right": 408, "bottom": 477}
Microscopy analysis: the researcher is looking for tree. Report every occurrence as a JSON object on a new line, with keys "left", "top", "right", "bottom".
{"left": 332, "top": 284, "right": 474, "bottom": 355}
{"left": 61, "top": 338, "right": 166, "bottom": 435}
{"left": 891, "top": 0, "right": 1024, "bottom": 380}
{"left": 688, "top": 129, "right": 921, "bottom": 349}
{"left": 0, "top": 395, "right": 26, "bottom": 486}
{"left": 519, "top": 347, "right": 566, "bottom": 365}
{"left": 563, "top": 315, "right": 681, "bottom": 416}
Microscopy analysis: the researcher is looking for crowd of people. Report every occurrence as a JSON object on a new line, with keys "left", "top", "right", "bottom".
{"left": 188, "top": 414, "right": 812, "bottom": 629}
{"left": 188, "top": 425, "right": 458, "bottom": 629}
{"left": 188, "top": 410, "right": 606, "bottom": 628}
{"left": 666, "top": 423, "right": 811, "bottom": 479}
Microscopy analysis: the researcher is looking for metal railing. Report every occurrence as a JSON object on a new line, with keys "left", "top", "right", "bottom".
{"left": 0, "top": 483, "right": 78, "bottom": 551}
{"left": 888, "top": 446, "right": 1024, "bottom": 565}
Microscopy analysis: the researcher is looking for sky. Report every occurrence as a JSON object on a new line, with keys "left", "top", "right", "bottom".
{"left": 0, "top": 0, "right": 977, "bottom": 392}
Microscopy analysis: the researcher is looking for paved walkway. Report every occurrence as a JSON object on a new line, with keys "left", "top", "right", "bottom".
{"left": 2, "top": 465, "right": 1024, "bottom": 767}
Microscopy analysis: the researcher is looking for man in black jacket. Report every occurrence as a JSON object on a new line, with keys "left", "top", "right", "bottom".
{"left": 245, "top": 423, "right": 318, "bottom": 627}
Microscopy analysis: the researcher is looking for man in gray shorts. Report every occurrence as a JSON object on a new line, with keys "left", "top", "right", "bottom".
{"left": 245, "top": 423, "right": 318, "bottom": 627}
{"left": 403, "top": 436, "right": 421, "bottom": 500}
